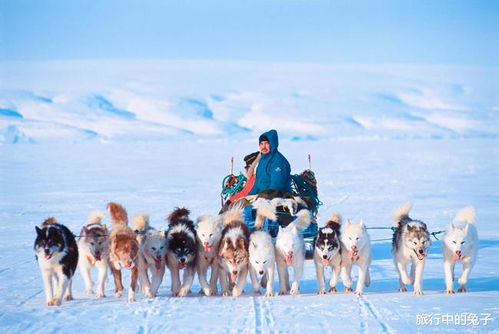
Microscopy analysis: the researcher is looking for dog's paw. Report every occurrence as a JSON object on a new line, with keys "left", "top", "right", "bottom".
{"left": 178, "top": 287, "right": 189, "bottom": 297}
{"left": 458, "top": 286, "right": 467, "bottom": 293}
{"left": 278, "top": 290, "right": 288, "bottom": 296}
{"left": 318, "top": 289, "right": 327, "bottom": 295}
{"left": 202, "top": 287, "right": 211, "bottom": 296}
{"left": 221, "top": 291, "right": 230, "bottom": 297}
{"left": 95, "top": 291, "right": 106, "bottom": 298}
{"left": 47, "top": 299, "right": 56, "bottom": 306}
{"left": 53, "top": 298, "right": 62, "bottom": 306}
{"left": 114, "top": 290, "right": 122, "bottom": 298}
{"left": 127, "top": 295, "right": 135, "bottom": 302}
{"left": 445, "top": 289, "right": 455, "bottom": 294}
{"left": 329, "top": 287, "right": 337, "bottom": 293}
{"left": 290, "top": 288, "right": 300, "bottom": 296}
{"left": 86, "top": 289, "right": 94, "bottom": 296}
{"left": 457, "top": 277, "right": 467, "bottom": 286}
{"left": 64, "top": 294, "right": 74, "bottom": 301}
{"left": 232, "top": 288, "right": 243, "bottom": 297}
{"left": 354, "top": 290, "right": 363, "bottom": 295}
{"left": 344, "top": 287, "right": 353, "bottom": 292}
{"left": 413, "top": 290, "right": 424, "bottom": 295}
{"left": 264, "top": 291, "right": 275, "bottom": 297}
{"left": 399, "top": 286, "right": 407, "bottom": 292}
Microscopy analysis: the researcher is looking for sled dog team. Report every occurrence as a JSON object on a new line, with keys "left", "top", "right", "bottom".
{"left": 34, "top": 201, "right": 478, "bottom": 306}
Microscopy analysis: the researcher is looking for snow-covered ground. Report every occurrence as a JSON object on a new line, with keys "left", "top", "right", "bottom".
{"left": 1, "top": 138, "right": 498, "bottom": 333}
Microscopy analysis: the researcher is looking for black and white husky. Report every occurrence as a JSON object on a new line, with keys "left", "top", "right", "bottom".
{"left": 77, "top": 211, "right": 109, "bottom": 298}
{"left": 392, "top": 203, "right": 431, "bottom": 295}
{"left": 166, "top": 208, "right": 198, "bottom": 297}
{"left": 443, "top": 206, "right": 478, "bottom": 294}
{"left": 314, "top": 213, "right": 342, "bottom": 294}
{"left": 34, "top": 217, "right": 79, "bottom": 306}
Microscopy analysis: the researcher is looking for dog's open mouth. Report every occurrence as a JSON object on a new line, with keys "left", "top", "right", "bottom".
{"left": 454, "top": 251, "right": 462, "bottom": 261}
{"left": 230, "top": 272, "right": 238, "bottom": 283}
{"left": 155, "top": 257, "right": 162, "bottom": 270}
{"left": 322, "top": 258, "right": 329, "bottom": 265}
{"left": 203, "top": 243, "right": 212, "bottom": 253}
{"left": 285, "top": 253, "right": 293, "bottom": 265}
{"left": 178, "top": 262, "right": 185, "bottom": 269}
{"left": 44, "top": 253, "right": 53, "bottom": 260}
{"left": 93, "top": 252, "right": 101, "bottom": 261}
{"left": 413, "top": 249, "right": 426, "bottom": 260}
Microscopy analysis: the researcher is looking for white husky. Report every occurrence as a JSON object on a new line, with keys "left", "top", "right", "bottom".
{"left": 443, "top": 206, "right": 478, "bottom": 294}
{"left": 196, "top": 214, "right": 223, "bottom": 296}
{"left": 391, "top": 203, "right": 431, "bottom": 295}
{"left": 134, "top": 214, "right": 167, "bottom": 298}
{"left": 275, "top": 209, "right": 311, "bottom": 295}
{"left": 77, "top": 211, "right": 109, "bottom": 298}
{"left": 249, "top": 231, "right": 276, "bottom": 297}
{"left": 340, "top": 218, "right": 371, "bottom": 295}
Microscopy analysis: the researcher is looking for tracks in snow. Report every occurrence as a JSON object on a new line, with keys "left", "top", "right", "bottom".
{"left": 251, "top": 296, "right": 276, "bottom": 334}
{"left": 357, "top": 294, "right": 396, "bottom": 334}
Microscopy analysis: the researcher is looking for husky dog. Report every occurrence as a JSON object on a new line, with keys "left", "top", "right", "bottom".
{"left": 271, "top": 198, "right": 297, "bottom": 215}
{"left": 392, "top": 203, "right": 431, "bottom": 295}
{"left": 314, "top": 213, "right": 342, "bottom": 294}
{"left": 196, "top": 214, "right": 223, "bottom": 296}
{"left": 34, "top": 217, "right": 78, "bottom": 306}
{"left": 443, "top": 206, "right": 478, "bottom": 294}
{"left": 132, "top": 213, "right": 153, "bottom": 246}
{"left": 340, "top": 218, "right": 371, "bottom": 295}
{"left": 275, "top": 209, "right": 311, "bottom": 295}
{"left": 107, "top": 202, "right": 140, "bottom": 302}
{"left": 218, "top": 209, "right": 250, "bottom": 297}
{"left": 166, "top": 208, "right": 198, "bottom": 297}
{"left": 249, "top": 231, "right": 276, "bottom": 297}
{"left": 77, "top": 211, "right": 109, "bottom": 298}
{"left": 251, "top": 198, "right": 277, "bottom": 230}
{"left": 134, "top": 214, "right": 167, "bottom": 298}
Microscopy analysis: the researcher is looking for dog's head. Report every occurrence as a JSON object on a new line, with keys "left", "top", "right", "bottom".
{"left": 219, "top": 226, "right": 249, "bottom": 283}
{"left": 81, "top": 224, "right": 108, "bottom": 261}
{"left": 315, "top": 226, "right": 340, "bottom": 264}
{"left": 196, "top": 215, "right": 222, "bottom": 253}
{"left": 340, "top": 219, "right": 369, "bottom": 258}
{"left": 444, "top": 222, "right": 470, "bottom": 261}
{"left": 142, "top": 229, "right": 167, "bottom": 265}
{"left": 34, "top": 223, "right": 65, "bottom": 261}
{"left": 111, "top": 230, "right": 139, "bottom": 269}
{"left": 167, "top": 223, "right": 197, "bottom": 269}
{"left": 404, "top": 222, "right": 431, "bottom": 261}
{"left": 249, "top": 232, "right": 274, "bottom": 276}
{"left": 275, "top": 225, "right": 300, "bottom": 265}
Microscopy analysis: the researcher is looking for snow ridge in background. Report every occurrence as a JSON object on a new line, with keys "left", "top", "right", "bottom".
{"left": 1, "top": 61, "right": 497, "bottom": 143}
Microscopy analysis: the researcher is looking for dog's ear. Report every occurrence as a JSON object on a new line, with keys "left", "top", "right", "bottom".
{"left": 102, "top": 224, "right": 107, "bottom": 232}
{"left": 407, "top": 225, "right": 415, "bottom": 232}
{"left": 35, "top": 226, "right": 42, "bottom": 236}
{"left": 464, "top": 223, "right": 469, "bottom": 234}
{"left": 421, "top": 223, "right": 427, "bottom": 231}
{"left": 252, "top": 241, "right": 257, "bottom": 249}
{"left": 237, "top": 237, "right": 247, "bottom": 250}
{"left": 359, "top": 218, "right": 365, "bottom": 228}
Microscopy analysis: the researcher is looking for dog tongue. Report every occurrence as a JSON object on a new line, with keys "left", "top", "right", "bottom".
{"left": 230, "top": 273, "right": 237, "bottom": 283}
{"left": 155, "top": 258, "right": 161, "bottom": 270}
{"left": 349, "top": 250, "right": 358, "bottom": 259}
{"left": 285, "top": 254, "right": 293, "bottom": 265}
{"left": 94, "top": 253, "right": 101, "bottom": 261}
{"left": 454, "top": 253, "right": 461, "bottom": 261}
{"left": 204, "top": 245, "right": 212, "bottom": 253}
{"left": 44, "top": 253, "right": 52, "bottom": 260}
{"left": 417, "top": 253, "right": 426, "bottom": 260}
{"left": 322, "top": 258, "right": 329, "bottom": 265}
{"left": 178, "top": 262, "right": 185, "bottom": 269}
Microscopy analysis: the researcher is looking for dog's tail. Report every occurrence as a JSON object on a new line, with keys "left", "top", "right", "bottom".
{"left": 453, "top": 206, "right": 476, "bottom": 225}
{"left": 223, "top": 203, "right": 244, "bottom": 226}
{"left": 107, "top": 202, "right": 128, "bottom": 226}
{"left": 41, "top": 217, "right": 57, "bottom": 227}
{"left": 132, "top": 213, "right": 150, "bottom": 230}
{"left": 324, "top": 212, "right": 342, "bottom": 231}
{"left": 289, "top": 209, "right": 311, "bottom": 231}
{"left": 253, "top": 199, "right": 277, "bottom": 230}
{"left": 166, "top": 207, "right": 190, "bottom": 225}
{"left": 392, "top": 202, "right": 413, "bottom": 227}
{"left": 87, "top": 211, "right": 105, "bottom": 225}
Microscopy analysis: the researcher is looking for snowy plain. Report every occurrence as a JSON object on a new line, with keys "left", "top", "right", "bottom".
{"left": 0, "top": 61, "right": 498, "bottom": 333}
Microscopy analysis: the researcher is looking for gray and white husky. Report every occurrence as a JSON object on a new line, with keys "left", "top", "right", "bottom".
{"left": 314, "top": 213, "right": 342, "bottom": 294}
{"left": 134, "top": 214, "right": 167, "bottom": 298}
{"left": 340, "top": 218, "right": 371, "bottom": 295}
{"left": 249, "top": 231, "right": 276, "bottom": 297}
{"left": 196, "top": 214, "right": 223, "bottom": 296}
{"left": 77, "top": 211, "right": 109, "bottom": 298}
{"left": 443, "top": 206, "right": 478, "bottom": 294}
{"left": 275, "top": 209, "right": 311, "bottom": 295}
{"left": 392, "top": 203, "right": 431, "bottom": 295}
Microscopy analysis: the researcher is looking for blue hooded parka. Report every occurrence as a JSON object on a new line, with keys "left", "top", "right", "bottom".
{"left": 248, "top": 129, "right": 292, "bottom": 195}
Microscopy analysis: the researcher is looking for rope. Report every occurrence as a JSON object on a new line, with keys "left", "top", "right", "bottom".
{"left": 291, "top": 174, "right": 322, "bottom": 216}
{"left": 365, "top": 226, "right": 445, "bottom": 242}
{"left": 220, "top": 173, "right": 247, "bottom": 202}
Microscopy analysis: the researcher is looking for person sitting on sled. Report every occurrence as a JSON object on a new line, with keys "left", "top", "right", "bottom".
{"left": 228, "top": 129, "right": 292, "bottom": 203}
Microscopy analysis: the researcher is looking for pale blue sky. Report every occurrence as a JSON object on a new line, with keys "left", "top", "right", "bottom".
{"left": 1, "top": 0, "right": 498, "bottom": 65}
